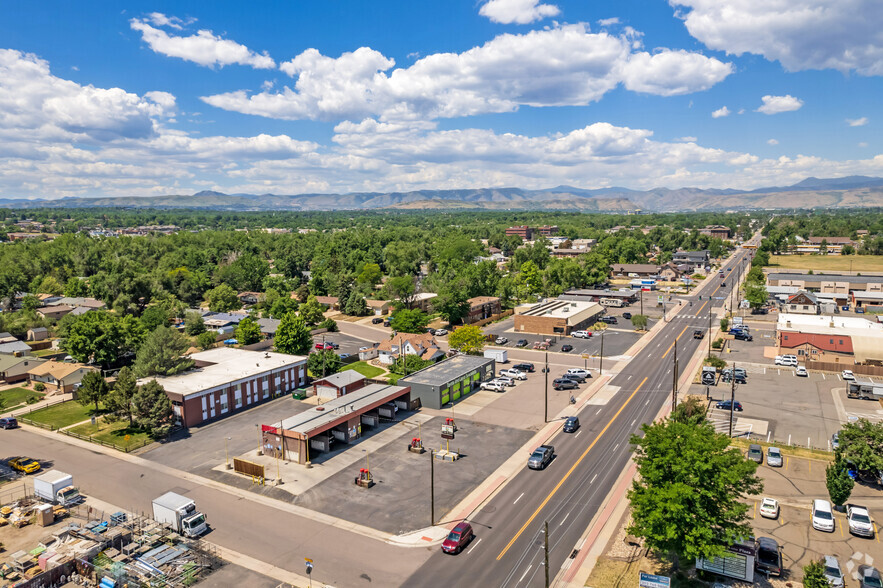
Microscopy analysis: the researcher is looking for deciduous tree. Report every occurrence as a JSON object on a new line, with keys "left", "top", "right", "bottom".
{"left": 630, "top": 314, "right": 649, "bottom": 330}
{"left": 307, "top": 349, "right": 341, "bottom": 377}
{"left": 390, "top": 309, "right": 430, "bottom": 334}
{"left": 184, "top": 311, "right": 205, "bottom": 335}
{"left": 836, "top": 418, "right": 883, "bottom": 475}
{"left": 801, "top": 560, "right": 833, "bottom": 588}
{"left": 235, "top": 317, "right": 262, "bottom": 345}
{"left": 275, "top": 312, "right": 312, "bottom": 355}
{"left": 448, "top": 325, "right": 485, "bottom": 354}
{"left": 205, "top": 283, "right": 241, "bottom": 312}
{"left": 299, "top": 295, "right": 326, "bottom": 325}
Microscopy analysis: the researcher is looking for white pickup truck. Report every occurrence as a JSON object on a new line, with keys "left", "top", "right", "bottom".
{"left": 499, "top": 369, "right": 527, "bottom": 380}
{"left": 847, "top": 504, "right": 875, "bottom": 537}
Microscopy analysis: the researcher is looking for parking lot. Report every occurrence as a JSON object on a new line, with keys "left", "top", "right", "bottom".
{"left": 311, "top": 331, "right": 371, "bottom": 359}
{"left": 482, "top": 317, "right": 640, "bottom": 359}
{"left": 749, "top": 453, "right": 883, "bottom": 584}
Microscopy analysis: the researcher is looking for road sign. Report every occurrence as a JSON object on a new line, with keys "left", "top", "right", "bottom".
{"left": 639, "top": 572, "right": 671, "bottom": 588}
{"left": 305, "top": 558, "right": 313, "bottom": 574}
{"left": 441, "top": 424, "right": 455, "bottom": 440}
{"left": 581, "top": 354, "right": 590, "bottom": 359}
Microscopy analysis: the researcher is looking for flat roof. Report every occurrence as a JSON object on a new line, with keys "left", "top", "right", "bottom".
{"left": 399, "top": 354, "right": 492, "bottom": 386}
{"left": 768, "top": 272, "right": 883, "bottom": 284}
{"left": 562, "top": 289, "right": 637, "bottom": 298}
{"left": 278, "top": 383, "right": 408, "bottom": 435}
{"left": 145, "top": 348, "right": 306, "bottom": 397}
{"left": 519, "top": 299, "right": 602, "bottom": 319}
{"left": 778, "top": 313, "right": 883, "bottom": 332}
{"left": 852, "top": 291, "right": 883, "bottom": 300}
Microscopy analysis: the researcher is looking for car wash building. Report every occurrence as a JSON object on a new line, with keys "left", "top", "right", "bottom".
{"left": 398, "top": 354, "right": 495, "bottom": 410}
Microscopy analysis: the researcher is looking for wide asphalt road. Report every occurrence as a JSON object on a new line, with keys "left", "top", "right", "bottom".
{"left": 403, "top": 246, "right": 755, "bottom": 587}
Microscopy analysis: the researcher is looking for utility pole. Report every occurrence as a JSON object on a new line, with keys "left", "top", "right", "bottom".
{"left": 599, "top": 330, "right": 605, "bottom": 375}
{"left": 429, "top": 448, "right": 434, "bottom": 526}
{"left": 544, "top": 351, "right": 549, "bottom": 423}
{"left": 671, "top": 343, "right": 678, "bottom": 412}
{"left": 708, "top": 306, "right": 712, "bottom": 358}
{"left": 728, "top": 361, "right": 736, "bottom": 437}
{"left": 639, "top": 289, "right": 643, "bottom": 317}
{"left": 321, "top": 334, "right": 326, "bottom": 378}
{"left": 544, "top": 520, "right": 550, "bottom": 588}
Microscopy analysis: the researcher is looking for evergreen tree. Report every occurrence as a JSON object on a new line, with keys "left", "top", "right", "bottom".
{"left": 133, "top": 380, "right": 175, "bottom": 436}
{"left": 133, "top": 326, "right": 194, "bottom": 377}
{"left": 77, "top": 371, "right": 108, "bottom": 412}
{"left": 801, "top": 559, "right": 832, "bottom": 588}
{"left": 106, "top": 366, "right": 137, "bottom": 425}
{"left": 275, "top": 312, "right": 312, "bottom": 355}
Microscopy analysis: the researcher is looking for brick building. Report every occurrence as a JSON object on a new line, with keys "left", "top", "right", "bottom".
{"left": 465, "top": 296, "right": 502, "bottom": 324}
{"left": 505, "top": 226, "right": 533, "bottom": 240}
{"left": 514, "top": 300, "right": 604, "bottom": 335}
{"left": 143, "top": 348, "right": 307, "bottom": 428}
{"left": 777, "top": 314, "right": 883, "bottom": 365}
{"left": 312, "top": 371, "right": 367, "bottom": 400}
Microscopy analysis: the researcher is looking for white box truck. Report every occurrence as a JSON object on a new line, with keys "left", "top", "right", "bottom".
{"left": 33, "top": 470, "right": 81, "bottom": 506}
{"left": 484, "top": 349, "right": 507, "bottom": 364}
{"left": 152, "top": 492, "right": 207, "bottom": 538}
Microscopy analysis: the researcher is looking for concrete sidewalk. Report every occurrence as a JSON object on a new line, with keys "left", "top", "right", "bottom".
{"left": 1, "top": 392, "right": 73, "bottom": 419}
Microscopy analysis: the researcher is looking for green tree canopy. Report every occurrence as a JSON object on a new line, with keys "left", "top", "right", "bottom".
{"left": 383, "top": 275, "right": 416, "bottom": 310}
{"left": 62, "top": 311, "right": 134, "bottom": 367}
{"left": 801, "top": 559, "right": 833, "bottom": 588}
{"left": 76, "top": 370, "right": 108, "bottom": 412}
{"left": 630, "top": 314, "right": 649, "bottom": 330}
{"left": 64, "top": 277, "right": 89, "bottom": 297}
{"left": 434, "top": 281, "right": 471, "bottom": 325}
{"left": 140, "top": 305, "right": 170, "bottom": 332}
{"left": 184, "top": 311, "right": 206, "bottom": 335}
{"left": 390, "top": 309, "right": 430, "bottom": 333}
{"left": 235, "top": 316, "right": 263, "bottom": 345}
{"left": 744, "top": 284, "right": 768, "bottom": 309}
{"left": 356, "top": 263, "right": 383, "bottom": 287}
{"left": 106, "top": 366, "right": 137, "bottom": 425}
{"left": 388, "top": 353, "right": 433, "bottom": 376}
{"left": 826, "top": 461, "right": 854, "bottom": 507}
{"left": 133, "top": 326, "right": 194, "bottom": 378}
{"left": 205, "top": 283, "right": 241, "bottom": 312}
{"left": 836, "top": 418, "right": 883, "bottom": 475}
{"left": 448, "top": 325, "right": 485, "bottom": 354}
{"left": 197, "top": 331, "right": 217, "bottom": 350}
{"left": 275, "top": 312, "right": 312, "bottom": 355}
{"left": 133, "top": 380, "right": 175, "bottom": 437}
{"left": 299, "top": 295, "right": 326, "bottom": 325}
{"left": 307, "top": 349, "right": 341, "bottom": 377}
{"left": 343, "top": 291, "right": 369, "bottom": 316}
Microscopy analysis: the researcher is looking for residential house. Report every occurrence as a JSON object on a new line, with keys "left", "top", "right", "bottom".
{"left": 37, "top": 305, "right": 75, "bottom": 320}
{"left": 0, "top": 355, "right": 46, "bottom": 384}
{"left": 48, "top": 297, "right": 105, "bottom": 309}
{"left": 784, "top": 291, "right": 819, "bottom": 315}
{"left": 610, "top": 263, "right": 660, "bottom": 277}
{"left": 312, "top": 371, "right": 367, "bottom": 400}
{"left": 672, "top": 250, "right": 710, "bottom": 270}
{"left": 465, "top": 296, "right": 502, "bottom": 324}
{"left": 26, "top": 327, "right": 49, "bottom": 341}
{"left": 256, "top": 318, "right": 280, "bottom": 339}
{"left": 366, "top": 299, "right": 391, "bottom": 316}
{"left": 0, "top": 332, "right": 18, "bottom": 344}
{"left": 0, "top": 340, "right": 33, "bottom": 356}
{"left": 411, "top": 292, "right": 438, "bottom": 312}
{"left": 203, "top": 312, "right": 244, "bottom": 334}
{"left": 377, "top": 333, "right": 445, "bottom": 365}
{"left": 27, "top": 361, "right": 97, "bottom": 394}
{"left": 237, "top": 292, "right": 261, "bottom": 306}
{"left": 657, "top": 262, "right": 684, "bottom": 281}
{"left": 314, "top": 296, "right": 339, "bottom": 310}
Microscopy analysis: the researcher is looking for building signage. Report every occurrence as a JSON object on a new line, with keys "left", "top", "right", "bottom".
{"left": 441, "top": 424, "right": 455, "bottom": 439}
{"left": 696, "top": 541, "right": 755, "bottom": 582}
{"left": 639, "top": 572, "right": 671, "bottom": 588}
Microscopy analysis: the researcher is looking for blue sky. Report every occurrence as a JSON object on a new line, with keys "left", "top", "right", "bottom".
{"left": 0, "top": 0, "right": 881, "bottom": 198}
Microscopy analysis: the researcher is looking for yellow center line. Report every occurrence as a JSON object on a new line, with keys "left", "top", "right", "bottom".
{"left": 661, "top": 326, "right": 689, "bottom": 359}
{"left": 496, "top": 377, "right": 649, "bottom": 561}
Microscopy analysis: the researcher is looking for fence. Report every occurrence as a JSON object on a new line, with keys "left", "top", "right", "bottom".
{"left": 9, "top": 395, "right": 71, "bottom": 419}
{"left": 60, "top": 428, "right": 154, "bottom": 453}
{"left": 233, "top": 457, "right": 265, "bottom": 480}
{"left": 468, "top": 309, "right": 514, "bottom": 329}
{"left": 806, "top": 360, "right": 883, "bottom": 377}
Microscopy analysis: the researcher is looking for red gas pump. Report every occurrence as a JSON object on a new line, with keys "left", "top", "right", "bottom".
{"left": 354, "top": 467, "right": 374, "bottom": 488}
{"left": 408, "top": 437, "right": 425, "bottom": 454}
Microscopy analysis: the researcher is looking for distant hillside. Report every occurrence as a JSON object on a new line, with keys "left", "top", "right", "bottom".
{"left": 1, "top": 176, "right": 882, "bottom": 212}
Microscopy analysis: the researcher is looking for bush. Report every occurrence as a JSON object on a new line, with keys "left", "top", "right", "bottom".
{"left": 712, "top": 338, "right": 724, "bottom": 350}
{"left": 318, "top": 318, "right": 339, "bottom": 332}
{"left": 720, "top": 317, "right": 729, "bottom": 331}
{"left": 705, "top": 355, "right": 726, "bottom": 369}
{"left": 26, "top": 395, "right": 39, "bottom": 404}
{"left": 33, "top": 382, "right": 46, "bottom": 392}
{"left": 197, "top": 331, "right": 217, "bottom": 350}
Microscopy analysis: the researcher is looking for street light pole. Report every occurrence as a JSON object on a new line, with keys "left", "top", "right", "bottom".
{"left": 544, "top": 351, "right": 549, "bottom": 423}
{"left": 729, "top": 361, "right": 736, "bottom": 437}
{"left": 429, "top": 447, "right": 434, "bottom": 526}
{"left": 225, "top": 436, "right": 231, "bottom": 469}
{"left": 256, "top": 423, "right": 263, "bottom": 456}
{"left": 544, "top": 520, "right": 550, "bottom": 588}
{"left": 599, "top": 330, "right": 605, "bottom": 376}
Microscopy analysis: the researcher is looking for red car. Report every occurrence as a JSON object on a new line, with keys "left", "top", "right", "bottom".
{"left": 314, "top": 342, "right": 336, "bottom": 350}
{"left": 441, "top": 521, "right": 475, "bottom": 554}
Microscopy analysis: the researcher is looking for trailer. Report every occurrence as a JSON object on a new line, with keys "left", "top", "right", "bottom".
{"left": 848, "top": 378, "right": 883, "bottom": 400}
{"left": 33, "top": 470, "right": 80, "bottom": 506}
{"left": 484, "top": 349, "right": 508, "bottom": 364}
{"left": 152, "top": 492, "right": 207, "bottom": 538}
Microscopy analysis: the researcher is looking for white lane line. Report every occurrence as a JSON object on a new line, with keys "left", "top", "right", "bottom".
{"left": 513, "top": 492, "right": 524, "bottom": 505}
{"left": 645, "top": 398, "right": 650, "bottom": 405}
{"left": 590, "top": 473, "right": 597, "bottom": 484}
{"left": 559, "top": 513, "right": 569, "bottom": 526}
{"left": 613, "top": 442, "right": 620, "bottom": 451}
{"left": 627, "top": 375, "right": 633, "bottom": 380}
{"left": 596, "top": 408, "right": 602, "bottom": 415}
{"left": 574, "top": 430, "right": 582, "bottom": 438}
{"left": 631, "top": 419, "right": 637, "bottom": 427}
{"left": 467, "top": 538, "right": 482, "bottom": 554}
{"left": 519, "top": 565, "right": 532, "bottom": 583}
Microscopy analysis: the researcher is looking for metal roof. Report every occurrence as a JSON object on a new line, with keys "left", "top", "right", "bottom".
{"left": 398, "top": 355, "right": 492, "bottom": 386}
{"left": 277, "top": 383, "right": 409, "bottom": 435}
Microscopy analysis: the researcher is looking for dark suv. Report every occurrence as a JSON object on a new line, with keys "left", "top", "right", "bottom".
{"left": 371, "top": 317, "right": 384, "bottom": 324}
{"left": 601, "top": 316, "right": 618, "bottom": 324}
{"left": 553, "top": 378, "right": 578, "bottom": 390}
{"left": 528, "top": 445, "right": 554, "bottom": 469}
{"left": 513, "top": 363, "right": 535, "bottom": 373}
{"left": 755, "top": 537, "right": 782, "bottom": 577}
{"left": 0, "top": 417, "right": 18, "bottom": 429}
{"left": 563, "top": 417, "right": 580, "bottom": 433}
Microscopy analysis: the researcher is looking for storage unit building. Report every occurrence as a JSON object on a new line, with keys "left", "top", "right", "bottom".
{"left": 398, "top": 354, "right": 495, "bottom": 410}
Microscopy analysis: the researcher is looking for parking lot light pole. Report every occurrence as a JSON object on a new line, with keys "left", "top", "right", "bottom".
{"left": 225, "top": 436, "right": 232, "bottom": 469}
{"left": 599, "top": 330, "right": 605, "bottom": 376}
{"left": 430, "top": 448, "right": 434, "bottom": 526}
{"left": 544, "top": 351, "right": 549, "bottom": 423}
{"left": 256, "top": 424, "right": 263, "bottom": 456}
{"left": 729, "top": 362, "right": 736, "bottom": 437}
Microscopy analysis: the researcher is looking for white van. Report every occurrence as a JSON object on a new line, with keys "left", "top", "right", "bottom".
{"left": 567, "top": 368, "right": 590, "bottom": 379}
{"left": 812, "top": 499, "right": 835, "bottom": 532}
{"left": 600, "top": 298, "right": 623, "bottom": 307}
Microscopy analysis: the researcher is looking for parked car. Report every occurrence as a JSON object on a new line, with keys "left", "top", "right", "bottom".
{"left": 812, "top": 499, "right": 836, "bottom": 532}
{"left": 766, "top": 447, "right": 783, "bottom": 467}
{"left": 759, "top": 497, "right": 779, "bottom": 519}
{"left": 8, "top": 457, "right": 41, "bottom": 474}
{"left": 553, "top": 378, "right": 578, "bottom": 390}
{"left": 560, "top": 344, "right": 573, "bottom": 352}
{"left": 513, "top": 363, "right": 535, "bottom": 373}
{"left": 842, "top": 370, "right": 856, "bottom": 381}
{"left": 563, "top": 417, "right": 580, "bottom": 433}
{"left": 371, "top": 317, "right": 384, "bottom": 324}
{"left": 600, "top": 316, "right": 618, "bottom": 324}
{"left": 572, "top": 330, "right": 592, "bottom": 339}
{"left": 693, "top": 330, "right": 704, "bottom": 339}
{"left": 733, "top": 331, "right": 753, "bottom": 341}
{"left": 426, "top": 328, "right": 437, "bottom": 336}
{"left": 721, "top": 373, "right": 747, "bottom": 384}
{"left": 832, "top": 432, "right": 840, "bottom": 450}
{"left": 493, "top": 376, "right": 516, "bottom": 387}
{"left": 495, "top": 336, "right": 508, "bottom": 345}
{"left": 754, "top": 537, "right": 782, "bottom": 577}
{"left": 0, "top": 417, "right": 17, "bottom": 429}
{"left": 435, "top": 329, "right": 448, "bottom": 336}
{"left": 622, "top": 312, "right": 632, "bottom": 319}
{"left": 515, "top": 339, "right": 528, "bottom": 347}
{"left": 858, "top": 565, "right": 882, "bottom": 588}
{"left": 715, "top": 400, "right": 743, "bottom": 411}
{"left": 847, "top": 504, "right": 875, "bottom": 537}
{"left": 528, "top": 445, "right": 554, "bottom": 470}
{"left": 823, "top": 555, "right": 845, "bottom": 588}
{"left": 561, "top": 373, "right": 586, "bottom": 384}
{"left": 480, "top": 381, "right": 506, "bottom": 392}
{"left": 796, "top": 366, "right": 808, "bottom": 377}
{"left": 747, "top": 444, "right": 763, "bottom": 463}
{"left": 567, "top": 368, "right": 590, "bottom": 379}
{"left": 441, "top": 521, "right": 475, "bottom": 554}
{"left": 775, "top": 355, "right": 798, "bottom": 366}
{"left": 499, "top": 369, "right": 527, "bottom": 380}
{"left": 338, "top": 353, "right": 351, "bottom": 360}
{"left": 383, "top": 319, "right": 391, "bottom": 327}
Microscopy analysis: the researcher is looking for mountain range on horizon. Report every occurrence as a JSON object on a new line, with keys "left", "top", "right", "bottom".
{"left": 2, "top": 176, "right": 882, "bottom": 213}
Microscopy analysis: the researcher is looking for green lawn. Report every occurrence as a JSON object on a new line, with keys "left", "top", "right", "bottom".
{"left": 68, "top": 418, "right": 152, "bottom": 451}
{"left": 23, "top": 401, "right": 104, "bottom": 429}
{"left": 340, "top": 361, "right": 386, "bottom": 379}
{"left": 32, "top": 348, "right": 60, "bottom": 357}
{"left": 0, "top": 387, "right": 44, "bottom": 411}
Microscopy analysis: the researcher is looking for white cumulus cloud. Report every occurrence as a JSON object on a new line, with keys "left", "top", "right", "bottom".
{"left": 711, "top": 106, "right": 730, "bottom": 118}
{"left": 846, "top": 117, "right": 868, "bottom": 127}
{"left": 598, "top": 17, "right": 621, "bottom": 27}
{"left": 130, "top": 17, "right": 275, "bottom": 69}
{"left": 479, "top": 0, "right": 560, "bottom": 25}
{"left": 767, "top": 139, "right": 779, "bottom": 145}
{"left": 669, "top": 0, "right": 883, "bottom": 75}
{"left": 757, "top": 94, "right": 803, "bottom": 115}
{"left": 203, "top": 24, "right": 732, "bottom": 122}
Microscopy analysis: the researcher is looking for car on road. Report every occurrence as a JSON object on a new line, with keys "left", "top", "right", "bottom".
{"left": 0, "top": 417, "right": 17, "bottom": 429}
{"left": 528, "top": 445, "right": 554, "bottom": 470}
{"left": 513, "top": 363, "right": 535, "bottom": 373}
{"left": 499, "top": 369, "right": 527, "bottom": 380}
{"left": 754, "top": 537, "right": 782, "bottom": 577}
{"left": 435, "top": 329, "right": 448, "bottom": 336}
{"left": 766, "top": 447, "right": 783, "bottom": 467}
{"left": 842, "top": 370, "right": 856, "bottom": 381}
{"left": 812, "top": 499, "right": 836, "bottom": 532}
{"left": 480, "top": 381, "right": 506, "bottom": 392}
{"left": 560, "top": 344, "right": 573, "bottom": 352}
{"left": 795, "top": 366, "right": 808, "bottom": 377}
{"left": 721, "top": 282, "right": 726, "bottom": 287}
{"left": 858, "top": 565, "right": 882, "bottom": 588}
{"left": 693, "top": 330, "right": 704, "bottom": 339}
{"left": 371, "top": 317, "right": 384, "bottom": 324}
{"left": 823, "top": 555, "right": 845, "bottom": 588}
{"left": 495, "top": 336, "right": 508, "bottom": 345}
{"left": 563, "top": 417, "right": 580, "bottom": 433}
{"left": 8, "top": 457, "right": 41, "bottom": 474}
{"left": 572, "top": 330, "right": 592, "bottom": 339}
{"left": 493, "top": 376, "right": 516, "bottom": 387}
{"left": 759, "top": 497, "right": 779, "bottom": 519}
{"left": 775, "top": 355, "right": 798, "bottom": 366}
{"left": 622, "top": 312, "right": 632, "bottom": 319}
{"left": 832, "top": 432, "right": 840, "bottom": 450}
{"left": 747, "top": 444, "right": 763, "bottom": 463}
{"left": 715, "top": 400, "right": 743, "bottom": 411}
{"left": 515, "top": 339, "right": 528, "bottom": 347}
{"left": 847, "top": 505, "right": 875, "bottom": 537}
{"left": 442, "top": 521, "right": 475, "bottom": 554}
{"left": 553, "top": 378, "right": 578, "bottom": 390}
